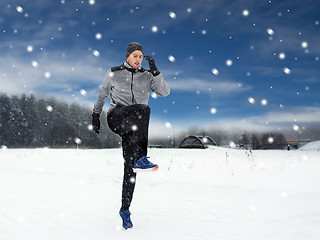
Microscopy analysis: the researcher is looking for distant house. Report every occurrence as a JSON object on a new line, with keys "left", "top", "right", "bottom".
{"left": 179, "top": 135, "right": 217, "bottom": 149}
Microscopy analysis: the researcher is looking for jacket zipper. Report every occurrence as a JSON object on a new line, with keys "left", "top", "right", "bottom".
{"left": 131, "top": 72, "right": 135, "bottom": 104}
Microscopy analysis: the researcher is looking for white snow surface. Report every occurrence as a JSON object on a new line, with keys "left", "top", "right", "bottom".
{"left": 299, "top": 140, "right": 320, "bottom": 151}
{"left": 0, "top": 146, "right": 320, "bottom": 240}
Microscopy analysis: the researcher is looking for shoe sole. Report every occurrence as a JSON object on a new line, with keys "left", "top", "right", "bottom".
{"left": 122, "top": 226, "right": 133, "bottom": 230}
{"left": 133, "top": 165, "right": 159, "bottom": 173}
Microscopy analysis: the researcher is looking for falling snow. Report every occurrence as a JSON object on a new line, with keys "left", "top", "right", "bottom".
{"left": 210, "top": 108, "right": 217, "bottom": 114}
{"left": 293, "top": 124, "right": 300, "bottom": 131}
{"left": 226, "top": 59, "right": 233, "bottom": 66}
{"left": 151, "top": 26, "right": 158, "bottom": 32}
{"left": 1, "top": 0, "right": 320, "bottom": 156}
{"left": 27, "top": 45, "right": 33, "bottom": 52}
{"left": 283, "top": 67, "right": 291, "bottom": 74}
{"left": 151, "top": 92, "right": 158, "bottom": 99}
{"left": 229, "top": 141, "right": 236, "bottom": 148}
{"left": 211, "top": 68, "right": 219, "bottom": 75}
{"left": 169, "top": 11, "right": 176, "bottom": 19}
{"left": 16, "top": 6, "right": 23, "bottom": 13}
{"left": 93, "top": 50, "right": 100, "bottom": 57}
{"left": 74, "top": 138, "right": 82, "bottom": 144}
{"left": 279, "top": 52, "right": 286, "bottom": 59}
{"left": 248, "top": 97, "right": 255, "bottom": 104}
{"left": 242, "top": 9, "right": 249, "bottom": 16}
{"left": 168, "top": 55, "right": 176, "bottom": 62}
{"left": 268, "top": 137, "right": 274, "bottom": 143}
{"left": 46, "top": 105, "right": 53, "bottom": 112}
{"left": 261, "top": 99, "right": 268, "bottom": 106}
{"left": 31, "top": 61, "right": 39, "bottom": 68}
{"left": 44, "top": 72, "right": 51, "bottom": 79}
{"left": 95, "top": 33, "right": 102, "bottom": 40}
{"left": 131, "top": 125, "right": 138, "bottom": 131}
{"left": 88, "top": 0, "right": 95, "bottom": 5}
{"left": 80, "top": 89, "right": 87, "bottom": 96}
{"left": 267, "top": 28, "right": 274, "bottom": 36}
{"left": 301, "top": 41, "right": 308, "bottom": 48}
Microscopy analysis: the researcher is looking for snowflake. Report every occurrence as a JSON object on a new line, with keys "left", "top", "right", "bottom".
{"left": 261, "top": 99, "right": 268, "bottom": 106}
{"left": 169, "top": 11, "right": 176, "bottom": 19}
{"left": 1, "top": 145, "right": 8, "bottom": 150}
{"left": 248, "top": 97, "right": 255, "bottom": 104}
{"left": 80, "top": 89, "right": 87, "bottom": 96}
{"left": 168, "top": 55, "right": 176, "bottom": 62}
{"left": 16, "top": 6, "right": 23, "bottom": 13}
{"left": 31, "top": 61, "right": 39, "bottom": 68}
{"left": 129, "top": 177, "right": 136, "bottom": 183}
{"left": 93, "top": 50, "right": 100, "bottom": 57}
{"left": 278, "top": 52, "right": 286, "bottom": 59}
{"left": 95, "top": 33, "right": 102, "bottom": 40}
{"left": 151, "top": 26, "right": 158, "bottom": 32}
{"left": 210, "top": 108, "right": 217, "bottom": 114}
{"left": 44, "top": 72, "right": 51, "bottom": 78}
{"left": 292, "top": 124, "right": 300, "bottom": 131}
{"left": 229, "top": 141, "right": 236, "bottom": 148}
{"left": 75, "top": 138, "right": 82, "bottom": 144}
{"left": 283, "top": 67, "right": 291, "bottom": 74}
{"left": 226, "top": 59, "right": 233, "bottom": 66}
{"left": 268, "top": 137, "right": 274, "bottom": 143}
{"left": 27, "top": 46, "right": 33, "bottom": 52}
{"left": 301, "top": 41, "right": 308, "bottom": 48}
{"left": 151, "top": 92, "right": 158, "bottom": 99}
{"left": 132, "top": 125, "right": 138, "bottom": 131}
{"left": 211, "top": 68, "right": 219, "bottom": 75}
{"left": 242, "top": 9, "right": 249, "bottom": 17}
{"left": 46, "top": 105, "right": 53, "bottom": 112}
{"left": 267, "top": 28, "right": 274, "bottom": 36}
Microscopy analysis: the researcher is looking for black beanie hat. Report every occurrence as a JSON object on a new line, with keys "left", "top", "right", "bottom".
{"left": 126, "top": 42, "right": 143, "bottom": 58}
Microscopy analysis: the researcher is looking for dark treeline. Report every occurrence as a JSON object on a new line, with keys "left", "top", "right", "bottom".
{"left": 0, "top": 94, "right": 120, "bottom": 148}
{"left": 1, "top": 94, "right": 319, "bottom": 149}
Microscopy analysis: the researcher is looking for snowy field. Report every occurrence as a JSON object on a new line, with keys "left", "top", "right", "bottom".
{"left": 0, "top": 143, "right": 320, "bottom": 240}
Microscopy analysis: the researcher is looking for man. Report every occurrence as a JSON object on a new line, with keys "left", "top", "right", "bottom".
{"left": 92, "top": 42, "right": 170, "bottom": 230}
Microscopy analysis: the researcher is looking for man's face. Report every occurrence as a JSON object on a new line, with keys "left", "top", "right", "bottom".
{"left": 127, "top": 50, "right": 143, "bottom": 69}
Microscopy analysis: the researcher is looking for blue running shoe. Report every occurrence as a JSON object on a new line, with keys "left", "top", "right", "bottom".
{"left": 119, "top": 209, "right": 133, "bottom": 230}
{"left": 133, "top": 156, "right": 159, "bottom": 173}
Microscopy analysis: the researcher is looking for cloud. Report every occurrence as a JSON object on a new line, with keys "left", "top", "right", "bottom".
{"left": 205, "top": 106, "right": 320, "bottom": 131}
{"left": 0, "top": 50, "right": 114, "bottom": 102}
{"left": 168, "top": 78, "right": 252, "bottom": 94}
{"left": 258, "top": 106, "right": 320, "bottom": 123}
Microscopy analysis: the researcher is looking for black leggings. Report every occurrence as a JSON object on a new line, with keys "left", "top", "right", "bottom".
{"left": 107, "top": 104, "right": 151, "bottom": 211}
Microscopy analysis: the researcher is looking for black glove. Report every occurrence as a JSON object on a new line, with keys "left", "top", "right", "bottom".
{"left": 144, "top": 55, "right": 160, "bottom": 76}
{"left": 91, "top": 113, "right": 100, "bottom": 134}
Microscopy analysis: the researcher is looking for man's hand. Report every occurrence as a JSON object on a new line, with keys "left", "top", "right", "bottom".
{"left": 91, "top": 113, "right": 100, "bottom": 134}
{"left": 144, "top": 55, "right": 160, "bottom": 76}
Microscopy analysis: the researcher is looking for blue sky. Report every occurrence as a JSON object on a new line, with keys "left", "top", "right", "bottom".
{"left": 1, "top": 0, "right": 320, "bottom": 135}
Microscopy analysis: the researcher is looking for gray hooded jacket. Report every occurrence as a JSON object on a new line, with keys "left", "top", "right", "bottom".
{"left": 93, "top": 62, "right": 170, "bottom": 115}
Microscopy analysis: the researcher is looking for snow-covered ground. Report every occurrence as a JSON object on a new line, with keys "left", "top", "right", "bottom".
{"left": 0, "top": 145, "right": 320, "bottom": 240}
